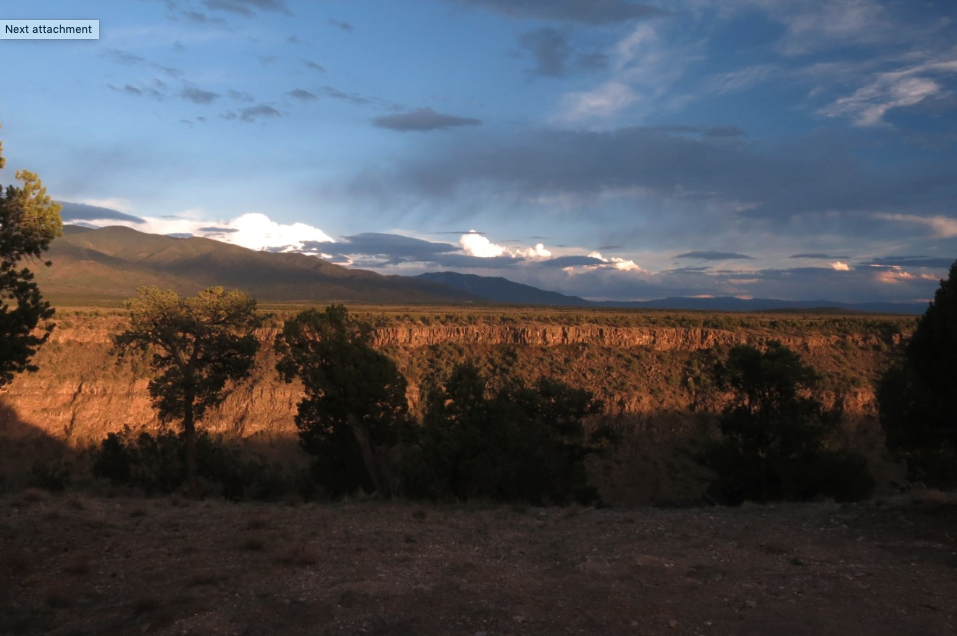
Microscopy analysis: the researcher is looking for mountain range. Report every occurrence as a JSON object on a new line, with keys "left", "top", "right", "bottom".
{"left": 35, "top": 225, "right": 925, "bottom": 313}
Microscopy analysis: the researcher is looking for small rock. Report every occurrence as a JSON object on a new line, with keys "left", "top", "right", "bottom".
{"left": 743, "top": 600, "right": 758, "bottom": 609}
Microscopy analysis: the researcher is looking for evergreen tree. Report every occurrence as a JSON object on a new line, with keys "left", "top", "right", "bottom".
{"left": 405, "top": 362, "right": 616, "bottom": 505}
{"left": 113, "top": 287, "right": 262, "bottom": 494}
{"left": 701, "top": 341, "right": 873, "bottom": 504}
{"left": 0, "top": 123, "right": 62, "bottom": 388}
{"left": 275, "top": 305, "right": 410, "bottom": 497}
{"left": 879, "top": 260, "right": 957, "bottom": 487}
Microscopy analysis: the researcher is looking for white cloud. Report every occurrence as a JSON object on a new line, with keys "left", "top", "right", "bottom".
{"left": 80, "top": 211, "right": 335, "bottom": 251}
{"left": 830, "top": 261, "right": 850, "bottom": 271}
{"left": 459, "top": 232, "right": 506, "bottom": 257}
{"left": 587, "top": 251, "right": 644, "bottom": 272}
{"left": 459, "top": 231, "right": 552, "bottom": 260}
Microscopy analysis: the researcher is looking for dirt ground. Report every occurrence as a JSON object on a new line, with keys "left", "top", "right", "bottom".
{"left": 1, "top": 492, "right": 955, "bottom": 636}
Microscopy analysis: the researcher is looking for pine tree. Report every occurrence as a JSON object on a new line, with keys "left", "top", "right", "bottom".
{"left": 0, "top": 123, "right": 63, "bottom": 388}
{"left": 113, "top": 287, "right": 262, "bottom": 495}
{"left": 879, "top": 260, "right": 957, "bottom": 486}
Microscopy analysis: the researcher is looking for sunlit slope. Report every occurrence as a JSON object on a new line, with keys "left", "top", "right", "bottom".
{"left": 35, "top": 226, "right": 480, "bottom": 305}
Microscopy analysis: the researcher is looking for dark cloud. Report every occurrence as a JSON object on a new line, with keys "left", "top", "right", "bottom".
{"left": 181, "top": 86, "right": 219, "bottom": 105}
{"left": 165, "top": 233, "right": 195, "bottom": 239}
{"left": 318, "top": 86, "right": 402, "bottom": 111}
{"left": 531, "top": 255, "right": 606, "bottom": 268}
{"left": 111, "top": 84, "right": 140, "bottom": 96}
{"left": 675, "top": 251, "right": 755, "bottom": 260}
{"left": 790, "top": 253, "right": 849, "bottom": 259}
{"left": 518, "top": 28, "right": 607, "bottom": 77}
{"left": 868, "top": 256, "right": 955, "bottom": 268}
{"left": 203, "top": 0, "right": 290, "bottom": 17}
{"left": 239, "top": 104, "right": 282, "bottom": 122}
{"left": 227, "top": 89, "right": 254, "bottom": 102}
{"left": 287, "top": 89, "right": 317, "bottom": 101}
{"left": 519, "top": 28, "right": 572, "bottom": 77}
{"left": 102, "top": 48, "right": 147, "bottom": 66}
{"left": 439, "top": 0, "right": 665, "bottom": 24}
{"left": 703, "top": 125, "right": 745, "bottom": 138}
{"left": 101, "top": 48, "right": 182, "bottom": 78}
{"left": 303, "top": 60, "right": 327, "bottom": 73}
{"left": 198, "top": 226, "right": 239, "bottom": 233}
{"left": 314, "top": 233, "right": 458, "bottom": 265}
{"left": 58, "top": 202, "right": 145, "bottom": 224}
{"left": 327, "top": 19, "right": 354, "bottom": 32}
{"left": 374, "top": 108, "right": 482, "bottom": 132}
{"left": 364, "top": 126, "right": 957, "bottom": 225}
{"left": 180, "top": 10, "right": 224, "bottom": 24}
{"left": 321, "top": 85, "right": 369, "bottom": 106}
{"left": 108, "top": 83, "right": 165, "bottom": 100}
{"left": 663, "top": 266, "right": 712, "bottom": 273}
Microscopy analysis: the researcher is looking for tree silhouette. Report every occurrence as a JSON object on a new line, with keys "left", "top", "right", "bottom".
{"left": 275, "top": 305, "right": 410, "bottom": 498}
{"left": 113, "top": 287, "right": 262, "bottom": 494}
{"left": 701, "top": 341, "right": 873, "bottom": 504}
{"left": 405, "top": 362, "right": 616, "bottom": 504}
{"left": 0, "top": 123, "right": 62, "bottom": 388}
{"left": 879, "top": 260, "right": 957, "bottom": 487}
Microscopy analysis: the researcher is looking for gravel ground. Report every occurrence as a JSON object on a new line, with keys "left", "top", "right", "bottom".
{"left": 1, "top": 491, "right": 955, "bottom": 636}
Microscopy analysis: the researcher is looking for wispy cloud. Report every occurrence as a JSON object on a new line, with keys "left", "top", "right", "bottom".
{"left": 819, "top": 59, "right": 957, "bottom": 126}
{"left": 875, "top": 213, "right": 957, "bottom": 238}
{"left": 437, "top": 0, "right": 665, "bottom": 25}
{"left": 373, "top": 108, "right": 481, "bottom": 132}
{"left": 675, "top": 251, "right": 754, "bottom": 260}
{"left": 203, "top": 0, "right": 290, "bottom": 17}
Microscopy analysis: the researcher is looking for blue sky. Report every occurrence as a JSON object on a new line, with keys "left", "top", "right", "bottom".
{"left": 2, "top": 0, "right": 956, "bottom": 303}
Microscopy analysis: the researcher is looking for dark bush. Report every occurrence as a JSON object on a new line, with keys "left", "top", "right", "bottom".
{"left": 90, "top": 428, "right": 296, "bottom": 500}
{"left": 404, "top": 363, "right": 618, "bottom": 505}
{"left": 698, "top": 342, "right": 873, "bottom": 505}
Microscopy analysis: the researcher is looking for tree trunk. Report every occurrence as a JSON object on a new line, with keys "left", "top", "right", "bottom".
{"left": 347, "top": 414, "right": 393, "bottom": 498}
{"left": 183, "top": 393, "right": 198, "bottom": 497}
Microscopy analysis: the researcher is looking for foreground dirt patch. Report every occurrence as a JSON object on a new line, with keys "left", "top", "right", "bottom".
{"left": 1, "top": 494, "right": 955, "bottom": 635}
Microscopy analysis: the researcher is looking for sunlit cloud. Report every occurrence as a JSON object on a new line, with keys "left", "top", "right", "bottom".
{"left": 78, "top": 211, "right": 335, "bottom": 252}
{"left": 830, "top": 261, "right": 850, "bottom": 271}
{"left": 459, "top": 231, "right": 551, "bottom": 259}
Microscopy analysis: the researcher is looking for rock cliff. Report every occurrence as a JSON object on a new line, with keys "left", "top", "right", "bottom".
{"left": 0, "top": 312, "right": 904, "bottom": 445}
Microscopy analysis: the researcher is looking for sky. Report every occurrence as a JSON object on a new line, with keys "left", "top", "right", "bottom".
{"left": 1, "top": 0, "right": 956, "bottom": 303}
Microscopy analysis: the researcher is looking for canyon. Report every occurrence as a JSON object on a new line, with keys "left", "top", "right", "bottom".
{"left": 0, "top": 309, "right": 913, "bottom": 504}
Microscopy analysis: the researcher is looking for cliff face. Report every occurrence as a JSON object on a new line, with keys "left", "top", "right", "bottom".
{"left": 370, "top": 324, "right": 901, "bottom": 351}
{"left": 0, "top": 314, "right": 902, "bottom": 447}
{"left": 0, "top": 312, "right": 910, "bottom": 504}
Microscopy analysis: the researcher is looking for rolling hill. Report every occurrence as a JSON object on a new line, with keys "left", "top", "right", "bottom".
{"left": 36, "top": 226, "right": 480, "bottom": 305}
{"left": 33, "top": 226, "right": 927, "bottom": 313}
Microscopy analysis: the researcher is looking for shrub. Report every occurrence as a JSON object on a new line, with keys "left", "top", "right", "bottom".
{"left": 90, "top": 428, "right": 296, "bottom": 499}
